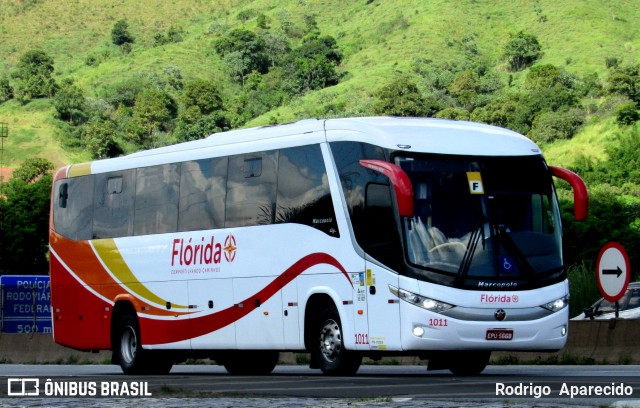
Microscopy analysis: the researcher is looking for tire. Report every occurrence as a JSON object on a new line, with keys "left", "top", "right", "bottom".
{"left": 223, "top": 351, "right": 279, "bottom": 375}
{"left": 448, "top": 351, "right": 491, "bottom": 376}
{"left": 314, "top": 307, "right": 362, "bottom": 376}
{"left": 114, "top": 313, "right": 173, "bottom": 375}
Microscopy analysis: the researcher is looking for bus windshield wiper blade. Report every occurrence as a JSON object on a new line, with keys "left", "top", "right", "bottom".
{"left": 455, "top": 221, "right": 483, "bottom": 285}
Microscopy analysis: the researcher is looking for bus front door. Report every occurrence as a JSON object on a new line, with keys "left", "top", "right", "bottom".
{"left": 364, "top": 261, "right": 401, "bottom": 351}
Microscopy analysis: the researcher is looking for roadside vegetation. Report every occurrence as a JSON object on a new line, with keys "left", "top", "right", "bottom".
{"left": 0, "top": 1, "right": 639, "bottom": 315}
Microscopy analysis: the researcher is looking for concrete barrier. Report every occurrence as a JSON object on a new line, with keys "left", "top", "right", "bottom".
{"left": 1, "top": 319, "right": 638, "bottom": 365}
{"left": 492, "top": 319, "right": 640, "bottom": 364}
{"left": 0, "top": 333, "right": 110, "bottom": 364}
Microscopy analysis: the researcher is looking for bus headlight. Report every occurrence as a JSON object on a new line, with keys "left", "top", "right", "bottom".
{"left": 541, "top": 296, "right": 568, "bottom": 312}
{"left": 389, "top": 286, "right": 454, "bottom": 313}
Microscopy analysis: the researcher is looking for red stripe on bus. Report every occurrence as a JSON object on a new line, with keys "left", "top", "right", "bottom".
{"left": 140, "top": 252, "right": 351, "bottom": 345}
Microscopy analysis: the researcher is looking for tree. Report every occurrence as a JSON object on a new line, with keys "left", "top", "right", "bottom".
{"left": 181, "top": 80, "right": 223, "bottom": 114}
{"left": 257, "top": 13, "right": 269, "bottom": 30}
{"left": 525, "top": 64, "right": 564, "bottom": 89}
{"left": 83, "top": 119, "right": 123, "bottom": 159}
{"left": 111, "top": 19, "right": 135, "bottom": 46}
{"left": 284, "top": 35, "right": 343, "bottom": 94}
{"left": 289, "top": 53, "right": 340, "bottom": 93}
{"left": 153, "top": 25, "right": 184, "bottom": 46}
{"left": 175, "top": 80, "right": 229, "bottom": 142}
{"left": 214, "top": 29, "right": 269, "bottom": 83}
{"left": 290, "top": 35, "right": 342, "bottom": 65}
{"left": 528, "top": 108, "right": 585, "bottom": 143}
{"left": 0, "top": 158, "right": 53, "bottom": 274}
{"left": 0, "top": 76, "right": 13, "bottom": 103}
{"left": 607, "top": 63, "right": 640, "bottom": 103}
{"left": 53, "top": 79, "right": 86, "bottom": 124}
{"left": 101, "top": 77, "right": 150, "bottom": 108}
{"left": 503, "top": 31, "right": 542, "bottom": 71}
{"left": 11, "top": 49, "right": 58, "bottom": 102}
{"left": 374, "top": 76, "right": 442, "bottom": 117}
{"left": 262, "top": 32, "right": 291, "bottom": 67}
{"left": 221, "top": 51, "right": 254, "bottom": 86}
{"left": 434, "top": 107, "right": 471, "bottom": 121}
{"left": 11, "top": 157, "right": 54, "bottom": 183}
{"left": 471, "top": 95, "right": 520, "bottom": 129}
{"left": 228, "top": 68, "right": 289, "bottom": 126}
{"left": 615, "top": 101, "right": 639, "bottom": 126}
{"left": 175, "top": 106, "right": 230, "bottom": 142}
{"left": 448, "top": 69, "right": 480, "bottom": 111}
{"left": 160, "top": 65, "right": 184, "bottom": 91}
{"left": 127, "top": 89, "right": 177, "bottom": 148}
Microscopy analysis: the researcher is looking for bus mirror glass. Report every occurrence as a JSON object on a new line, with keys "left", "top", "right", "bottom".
{"left": 359, "top": 159, "right": 414, "bottom": 218}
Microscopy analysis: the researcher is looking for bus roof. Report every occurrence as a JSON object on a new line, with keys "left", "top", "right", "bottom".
{"left": 323, "top": 117, "right": 540, "bottom": 156}
{"left": 69, "top": 117, "right": 541, "bottom": 176}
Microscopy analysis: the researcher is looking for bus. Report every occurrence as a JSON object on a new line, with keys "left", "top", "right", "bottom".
{"left": 49, "top": 117, "right": 588, "bottom": 375}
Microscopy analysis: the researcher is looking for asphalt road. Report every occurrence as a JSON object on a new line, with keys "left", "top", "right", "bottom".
{"left": 1, "top": 364, "right": 639, "bottom": 407}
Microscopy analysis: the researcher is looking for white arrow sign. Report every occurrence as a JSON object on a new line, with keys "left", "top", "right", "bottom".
{"left": 596, "top": 242, "right": 630, "bottom": 303}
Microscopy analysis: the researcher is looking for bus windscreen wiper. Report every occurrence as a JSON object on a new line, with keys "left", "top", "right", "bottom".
{"left": 455, "top": 220, "right": 484, "bottom": 286}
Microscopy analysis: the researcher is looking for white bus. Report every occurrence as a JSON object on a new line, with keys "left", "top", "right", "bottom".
{"left": 49, "top": 117, "right": 587, "bottom": 375}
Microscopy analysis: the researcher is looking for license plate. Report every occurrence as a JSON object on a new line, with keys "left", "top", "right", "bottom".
{"left": 486, "top": 329, "right": 513, "bottom": 341}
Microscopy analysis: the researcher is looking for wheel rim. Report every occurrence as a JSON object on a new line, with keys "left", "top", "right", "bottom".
{"left": 120, "top": 325, "right": 137, "bottom": 365}
{"left": 319, "top": 318, "right": 342, "bottom": 363}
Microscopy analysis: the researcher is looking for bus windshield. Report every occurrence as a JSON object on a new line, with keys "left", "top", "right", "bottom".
{"left": 397, "top": 155, "right": 563, "bottom": 288}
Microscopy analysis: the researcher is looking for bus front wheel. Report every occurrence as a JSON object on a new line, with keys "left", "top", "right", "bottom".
{"left": 314, "top": 307, "right": 362, "bottom": 375}
{"left": 448, "top": 351, "right": 491, "bottom": 375}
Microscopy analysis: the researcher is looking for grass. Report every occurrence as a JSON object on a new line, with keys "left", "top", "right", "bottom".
{"left": 0, "top": 100, "right": 91, "bottom": 168}
{"left": 567, "top": 261, "right": 601, "bottom": 318}
{"left": 542, "top": 117, "right": 623, "bottom": 168}
{"left": 159, "top": 384, "right": 183, "bottom": 395}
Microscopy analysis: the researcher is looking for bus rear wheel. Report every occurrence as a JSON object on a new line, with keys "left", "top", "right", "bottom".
{"left": 114, "top": 313, "right": 173, "bottom": 375}
{"left": 314, "top": 307, "right": 362, "bottom": 375}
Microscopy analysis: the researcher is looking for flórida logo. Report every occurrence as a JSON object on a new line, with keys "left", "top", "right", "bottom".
{"left": 171, "top": 234, "right": 238, "bottom": 266}
{"left": 223, "top": 234, "right": 237, "bottom": 263}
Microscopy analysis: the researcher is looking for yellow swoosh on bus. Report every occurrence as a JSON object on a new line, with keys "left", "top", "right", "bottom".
{"left": 67, "top": 162, "right": 92, "bottom": 177}
{"left": 92, "top": 239, "right": 189, "bottom": 310}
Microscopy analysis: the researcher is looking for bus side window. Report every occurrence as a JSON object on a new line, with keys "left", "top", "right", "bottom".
{"left": 331, "top": 141, "right": 403, "bottom": 269}
{"left": 225, "top": 151, "right": 278, "bottom": 228}
{"left": 178, "top": 157, "right": 228, "bottom": 232}
{"left": 58, "top": 183, "right": 68, "bottom": 208}
{"left": 244, "top": 158, "right": 262, "bottom": 178}
{"left": 276, "top": 145, "right": 339, "bottom": 237}
{"left": 133, "top": 164, "right": 180, "bottom": 236}
{"left": 93, "top": 171, "right": 135, "bottom": 239}
{"left": 53, "top": 176, "right": 94, "bottom": 241}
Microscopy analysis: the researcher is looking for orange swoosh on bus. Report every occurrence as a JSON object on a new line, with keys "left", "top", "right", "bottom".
{"left": 140, "top": 252, "right": 352, "bottom": 345}
{"left": 91, "top": 239, "right": 189, "bottom": 310}
{"left": 50, "top": 232, "right": 190, "bottom": 317}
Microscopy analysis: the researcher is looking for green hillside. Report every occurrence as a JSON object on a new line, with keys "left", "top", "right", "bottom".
{"left": 0, "top": 0, "right": 639, "bottom": 168}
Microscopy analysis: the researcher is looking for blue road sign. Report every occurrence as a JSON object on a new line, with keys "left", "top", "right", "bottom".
{"left": 0, "top": 275, "right": 52, "bottom": 334}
